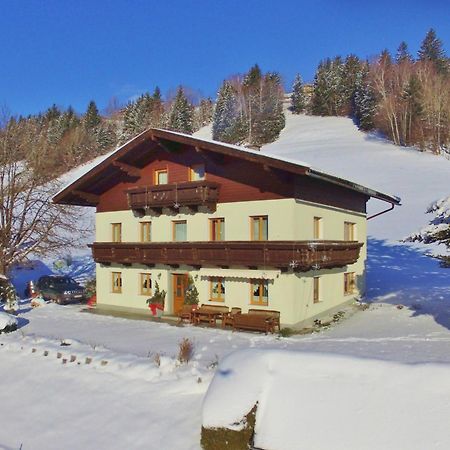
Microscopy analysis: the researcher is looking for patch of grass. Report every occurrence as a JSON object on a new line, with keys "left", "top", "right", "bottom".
{"left": 201, "top": 404, "right": 257, "bottom": 450}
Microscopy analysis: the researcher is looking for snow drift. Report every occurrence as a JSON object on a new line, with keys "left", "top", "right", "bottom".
{"left": 203, "top": 349, "right": 450, "bottom": 450}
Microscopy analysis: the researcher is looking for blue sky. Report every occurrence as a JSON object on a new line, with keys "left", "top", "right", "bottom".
{"left": 0, "top": 0, "right": 448, "bottom": 116}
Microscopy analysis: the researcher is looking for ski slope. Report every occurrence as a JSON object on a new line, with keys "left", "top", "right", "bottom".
{"left": 196, "top": 112, "right": 450, "bottom": 245}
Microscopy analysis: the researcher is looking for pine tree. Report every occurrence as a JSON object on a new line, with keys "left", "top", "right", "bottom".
{"left": 418, "top": 28, "right": 448, "bottom": 73}
{"left": 194, "top": 98, "right": 214, "bottom": 130}
{"left": 95, "top": 123, "right": 117, "bottom": 151}
{"left": 243, "top": 64, "right": 262, "bottom": 88}
{"left": 396, "top": 41, "right": 413, "bottom": 64}
{"left": 212, "top": 81, "right": 243, "bottom": 143}
{"left": 84, "top": 100, "right": 101, "bottom": 129}
{"left": 251, "top": 71, "right": 285, "bottom": 145}
{"left": 150, "top": 86, "right": 165, "bottom": 128}
{"left": 290, "top": 74, "right": 306, "bottom": 114}
{"left": 407, "top": 198, "right": 450, "bottom": 267}
{"left": 353, "top": 67, "right": 377, "bottom": 131}
{"left": 120, "top": 101, "right": 140, "bottom": 142}
{"left": 47, "top": 106, "right": 79, "bottom": 144}
{"left": 153, "top": 86, "right": 162, "bottom": 102}
{"left": 379, "top": 49, "right": 393, "bottom": 66}
{"left": 167, "top": 86, "right": 194, "bottom": 134}
{"left": 402, "top": 74, "right": 423, "bottom": 145}
{"left": 342, "top": 55, "right": 363, "bottom": 115}
{"left": 45, "top": 104, "right": 61, "bottom": 121}
{"left": 310, "top": 57, "right": 346, "bottom": 116}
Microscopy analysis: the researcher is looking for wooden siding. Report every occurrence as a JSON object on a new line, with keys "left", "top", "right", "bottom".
{"left": 90, "top": 240, "right": 363, "bottom": 272}
{"left": 95, "top": 143, "right": 366, "bottom": 213}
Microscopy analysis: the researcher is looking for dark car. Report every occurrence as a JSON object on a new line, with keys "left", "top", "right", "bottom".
{"left": 36, "top": 275, "right": 85, "bottom": 304}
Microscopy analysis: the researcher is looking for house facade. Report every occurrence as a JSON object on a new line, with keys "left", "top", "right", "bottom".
{"left": 54, "top": 129, "right": 400, "bottom": 327}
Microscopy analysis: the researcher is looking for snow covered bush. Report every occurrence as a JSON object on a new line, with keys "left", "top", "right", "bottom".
{"left": 407, "top": 197, "right": 450, "bottom": 266}
{"left": 0, "top": 276, "right": 19, "bottom": 312}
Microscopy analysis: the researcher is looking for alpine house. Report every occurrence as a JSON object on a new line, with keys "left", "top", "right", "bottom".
{"left": 53, "top": 129, "right": 400, "bottom": 327}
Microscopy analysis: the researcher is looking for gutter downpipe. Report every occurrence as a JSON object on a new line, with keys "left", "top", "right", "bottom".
{"left": 367, "top": 202, "right": 396, "bottom": 220}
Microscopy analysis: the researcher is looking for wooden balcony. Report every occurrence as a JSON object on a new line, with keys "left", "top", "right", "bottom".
{"left": 89, "top": 240, "right": 363, "bottom": 272}
{"left": 126, "top": 180, "right": 220, "bottom": 214}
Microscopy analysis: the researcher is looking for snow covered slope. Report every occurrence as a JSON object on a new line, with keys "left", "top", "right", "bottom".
{"left": 195, "top": 113, "right": 450, "bottom": 244}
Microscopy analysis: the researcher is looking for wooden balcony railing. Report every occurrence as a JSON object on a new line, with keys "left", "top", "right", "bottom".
{"left": 126, "top": 180, "right": 220, "bottom": 213}
{"left": 89, "top": 240, "right": 363, "bottom": 272}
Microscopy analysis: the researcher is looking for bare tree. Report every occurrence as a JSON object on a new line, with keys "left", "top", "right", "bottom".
{"left": 0, "top": 118, "right": 87, "bottom": 274}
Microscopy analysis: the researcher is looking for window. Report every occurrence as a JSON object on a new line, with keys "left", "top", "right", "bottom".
{"left": 140, "top": 273, "right": 152, "bottom": 296}
{"left": 250, "top": 216, "right": 268, "bottom": 241}
{"left": 112, "top": 272, "right": 122, "bottom": 293}
{"left": 313, "top": 277, "right": 320, "bottom": 303}
{"left": 173, "top": 220, "right": 187, "bottom": 241}
{"left": 140, "top": 222, "right": 151, "bottom": 242}
{"left": 154, "top": 168, "right": 168, "bottom": 185}
{"left": 210, "top": 218, "right": 225, "bottom": 241}
{"left": 210, "top": 278, "right": 225, "bottom": 302}
{"left": 344, "top": 222, "right": 356, "bottom": 241}
{"left": 112, "top": 223, "right": 122, "bottom": 243}
{"left": 189, "top": 164, "right": 205, "bottom": 181}
{"left": 344, "top": 272, "right": 356, "bottom": 295}
{"left": 250, "top": 280, "right": 269, "bottom": 305}
{"left": 313, "top": 217, "right": 323, "bottom": 239}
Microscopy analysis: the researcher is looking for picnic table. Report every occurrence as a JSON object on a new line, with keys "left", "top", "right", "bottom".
{"left": 193, "top": 306, "right": 227, "bottom": 327}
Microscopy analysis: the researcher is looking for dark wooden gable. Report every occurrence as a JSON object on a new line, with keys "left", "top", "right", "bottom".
{"left": 96, "top": 141, "right": 297, "bottom": 212}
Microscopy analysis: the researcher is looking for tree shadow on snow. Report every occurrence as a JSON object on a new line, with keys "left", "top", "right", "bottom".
{"left": 366, "top": 238, "right": 450, "bottom": 330}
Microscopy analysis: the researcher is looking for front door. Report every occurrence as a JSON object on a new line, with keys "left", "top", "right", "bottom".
{"left": 173, "top": 274, "right": 188, "bottom": 314}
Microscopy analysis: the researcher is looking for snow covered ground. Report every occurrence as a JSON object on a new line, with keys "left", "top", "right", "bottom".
{"left": 203, "top": 350, "right": 450, "bottom": 450}
{"left": 1, "top": 113, "right": 449, "bottom": 449}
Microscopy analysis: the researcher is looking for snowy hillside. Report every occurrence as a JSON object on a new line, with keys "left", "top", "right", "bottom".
{"left": 196, "top": 111, "right": 449, "bottom": 246}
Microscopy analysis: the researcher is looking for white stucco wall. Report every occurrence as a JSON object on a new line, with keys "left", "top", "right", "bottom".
{"left": 94, "top": 198, "right": 366, "bottom": 327}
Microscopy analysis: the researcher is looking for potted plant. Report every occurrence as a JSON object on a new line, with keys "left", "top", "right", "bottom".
{"left": 146, "top": 281, "right": 166, "bottom": 317}
{"left": 184, "top": 276, "right": 199, "bottom": 310}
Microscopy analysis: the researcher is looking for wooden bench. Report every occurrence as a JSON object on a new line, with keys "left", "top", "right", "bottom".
{"left": 232, "top": 313, "right": 273, "bottom": 334}
{"left": 177, "top": 304, "right": 198, "bottom": 324}
{"left": 221, "top": 307, "right": 242, "bottom": 329}
{"left": 193, "top": 305, "right": 229, "bottom": 327}
{"left": 248, "top": 309, "right": 281, "bottom": 333}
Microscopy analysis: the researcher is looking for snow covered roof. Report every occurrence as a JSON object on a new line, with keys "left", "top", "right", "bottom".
{"left": 53, "top": 128, "right": 401, "bottom": 207}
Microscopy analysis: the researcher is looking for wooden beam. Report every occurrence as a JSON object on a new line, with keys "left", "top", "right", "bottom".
{"left": 73, "top": 190, "right": 100, "bottom": 204}
{"left": 153, "top": 137, "right": 183, "bottom": 153}
{"left": 112, "top": 161, "right": 141, "bottom": 177}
